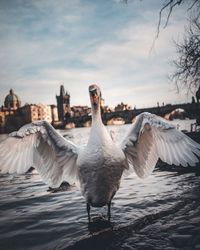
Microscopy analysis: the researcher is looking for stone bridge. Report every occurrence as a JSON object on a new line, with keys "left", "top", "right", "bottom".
{"left": 65, "top": 103, "right": 200, "bottom": 127}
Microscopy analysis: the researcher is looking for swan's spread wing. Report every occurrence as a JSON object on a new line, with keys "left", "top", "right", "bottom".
{"left": 0, "top": 121, "right": 78, "bottom": 187}
{"left": 120, "top": 112, "right": 200, "bottom": 178}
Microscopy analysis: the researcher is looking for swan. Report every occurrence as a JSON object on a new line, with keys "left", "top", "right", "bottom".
{"left": 0, "top": 84, "right": 200, "bottom": 221}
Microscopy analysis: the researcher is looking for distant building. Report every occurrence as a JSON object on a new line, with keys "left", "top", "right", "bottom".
{"left": 100, "top": 98, "right": 105, "bottom": 108}
{"left": 0, "top": 89, "right": 21, "bottom": 133}
{"left": 0, "top": 111, "right": 6, "bottom": 133}
{"left": 4, "top": 89, "right": 21, "bottom": 110}
{"left": 1, "top": 104, "right": 53, "bottom": 133}
{"left": 19, "top": 104, "right": 53, "bottom": 123}
{"left": 56, "top": 85, "right": 71, "bottom": 122}
{"left": 114, "top": 102, "right": 131, "bottom": 112}
{"left": 50, "top": 105, "right": 59, "bottom": 123}
{"left": 0, "top": 88, "right": 59, "bottom": 133}
{"left": 71, "top": 106, "right": 91, "bottom": 117}
{"left": 100, "top": 97, "right": 105, "bottom": 114}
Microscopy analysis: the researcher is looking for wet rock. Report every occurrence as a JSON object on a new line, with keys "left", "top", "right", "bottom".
{"left": 170, "top": 234, "right": 193, "bottom": 248}
{"left": 88, "top": 216, "right": 112, "bottom": 234}
{"left": 47, "top": 181, "right": 71, "bottom": 193}
{"left": 26, "top": 166, "right": 35, "bottom": 173}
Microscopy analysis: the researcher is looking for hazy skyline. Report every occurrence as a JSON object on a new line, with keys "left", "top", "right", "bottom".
{"left": 0, "top": 0, "right": 192, "bottom": 109}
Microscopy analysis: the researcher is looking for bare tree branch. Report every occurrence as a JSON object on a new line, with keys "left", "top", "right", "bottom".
{"left": 123, "top": 0, "right": 200, "bottom": 92}
{"left": 157, "top": 0, "right": 174, "bottom": 39}
{"left": 152, "top": 0, "right": 199, "bottom": 49}
{"left": 188, "top": 0, "right": 199, "bottom": 11}
{"left": 163, "top": 0, "right": 182, "bottom": 29}
{"left": 171, "top": 16, "right": 200, "bottom": 93}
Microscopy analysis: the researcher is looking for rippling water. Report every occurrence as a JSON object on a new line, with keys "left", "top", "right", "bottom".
{"left": 0, "top": 123, "right": 200, "bottom": 250}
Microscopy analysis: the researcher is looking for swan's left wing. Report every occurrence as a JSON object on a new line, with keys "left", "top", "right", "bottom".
{"left": 120, "top": 112, "right": 200, "bottom": 178}
{"left": 0, "top": 121, "right": 79, "bottom": 187}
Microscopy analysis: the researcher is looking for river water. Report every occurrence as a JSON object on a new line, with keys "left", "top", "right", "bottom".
{"left": 0, "top": 121, "right": 200, "bottom": 250}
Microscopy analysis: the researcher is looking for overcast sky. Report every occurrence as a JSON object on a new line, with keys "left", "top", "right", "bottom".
{"left": 0, "top": 0, "right": 192, "bottom": 108}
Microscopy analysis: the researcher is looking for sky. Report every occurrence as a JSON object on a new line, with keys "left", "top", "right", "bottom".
{"left": 0, "top": 0, "right": 193, "bottom": 109}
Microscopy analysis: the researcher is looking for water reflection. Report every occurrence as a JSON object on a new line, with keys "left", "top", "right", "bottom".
{"left": 88, "top": 216, "right": 113, "bottom": 234}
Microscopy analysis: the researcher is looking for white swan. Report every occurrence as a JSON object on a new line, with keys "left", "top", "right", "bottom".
{"left": 0, "top": 84, "right": 200, "bottom": 221}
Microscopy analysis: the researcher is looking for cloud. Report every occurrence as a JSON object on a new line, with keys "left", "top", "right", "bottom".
{"left": 0, "top": 0, "right": 191, "bottom": 109}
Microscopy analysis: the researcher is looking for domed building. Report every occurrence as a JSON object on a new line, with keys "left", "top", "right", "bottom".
{"left": 4, "top": 89, "right": 21, "bottom": 110}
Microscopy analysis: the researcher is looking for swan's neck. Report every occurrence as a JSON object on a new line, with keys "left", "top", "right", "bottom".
{"left": 91, "top": 106, "right": 102, "bottom": 126}
{"left": 88, "top": 105, "right": 111, "bottom": 146}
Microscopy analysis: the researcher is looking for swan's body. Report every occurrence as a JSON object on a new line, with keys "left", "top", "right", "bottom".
{"left": 77, "top": 122, "right": 125, "bottom": 208}
{"left": 0, "top": 84, "right": 200, "bottom": 220}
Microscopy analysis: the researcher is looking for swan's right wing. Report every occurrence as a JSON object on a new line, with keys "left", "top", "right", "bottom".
{"left": 120, "top": 112, "right": 200, "bottom": 178}
{"left": 0, "top": 121, "right": 79, "bottom": 187}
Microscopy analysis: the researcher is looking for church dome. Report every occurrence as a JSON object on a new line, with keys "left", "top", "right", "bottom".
{"left": 4, "top": 89, "right": 21, "bottom": 109}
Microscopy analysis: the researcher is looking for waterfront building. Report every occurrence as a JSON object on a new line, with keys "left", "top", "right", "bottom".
{"left": 0, "top": 88, "right": 60, "bottom": 133}
{"left": 19, "top": 104, "right": 53, "bottom": 123}
{"left": 1, "top": 103, "right": 54, "bottom": 133}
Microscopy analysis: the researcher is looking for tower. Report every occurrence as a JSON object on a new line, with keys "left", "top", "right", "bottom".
{"left": 56, "top": 85, "right": 71, "bottom": 122}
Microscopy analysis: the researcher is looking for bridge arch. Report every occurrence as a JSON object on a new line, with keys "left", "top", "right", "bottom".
{"left": 106, "top": 117, "right": 125, "bottom": 125}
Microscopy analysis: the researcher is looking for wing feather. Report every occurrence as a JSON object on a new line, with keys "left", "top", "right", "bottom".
{"left": 174, "top": 142, "right": 188, "bottom": 167}
{"left": 0, "top": 121, "right": 79, "bottom": 187}
{"left": 121, "top": 112, "right": 200, "bottom": 178}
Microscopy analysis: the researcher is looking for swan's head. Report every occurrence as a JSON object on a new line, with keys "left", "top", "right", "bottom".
{"left": 89, "top": 84, "right": 101, "bottom": 111}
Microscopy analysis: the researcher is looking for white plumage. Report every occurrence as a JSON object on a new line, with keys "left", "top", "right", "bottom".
{"left": 0, "top": 84, "right": 200, "bottom": 220}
